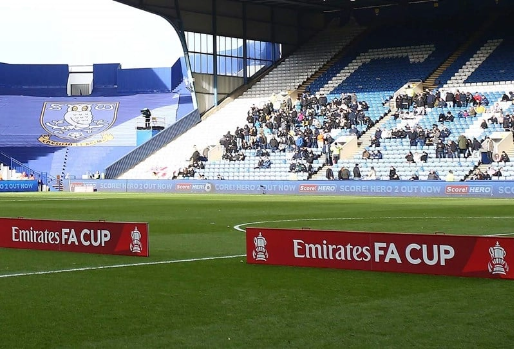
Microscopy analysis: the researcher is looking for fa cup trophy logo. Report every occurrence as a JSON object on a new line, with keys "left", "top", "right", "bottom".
{"left": 253, "top": 232, "right": 269, "bottom": 261}
{"left": 130, "top": 227, "right": 143, "bottom": 254}
{"left": 488, "top": 241, "right": 509, "bottom": 275}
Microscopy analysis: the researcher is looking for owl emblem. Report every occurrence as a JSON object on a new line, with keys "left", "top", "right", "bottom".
{"left": 64, "top": 104, "right": 94, "bottom": 130}
{"left": 40, "top": 101, "right": 118, "bottom": 143}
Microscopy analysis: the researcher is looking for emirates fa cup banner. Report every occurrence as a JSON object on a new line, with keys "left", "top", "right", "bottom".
{"left": 247, "top": 228, "right": 513, "bottom": 280}
{"left": 0, "top": 217, "right": 149, "bottom": 257}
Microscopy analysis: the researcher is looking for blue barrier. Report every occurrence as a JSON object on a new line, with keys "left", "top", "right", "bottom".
{"left": 63, "top": 179, "right": 514, "bottom": 198}
{"left": 0, "top": 180, "right": 39, "bottom": 192}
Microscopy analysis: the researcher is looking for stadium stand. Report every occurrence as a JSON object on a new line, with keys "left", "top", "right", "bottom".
{"left": 119, "top": 13, "right": 514, "bottom": 182}
{"left": 4, "top": 6, "right": 514, "bottom": 187}
{"left": 0, "top": 60, "right": 194, "bottom": 187}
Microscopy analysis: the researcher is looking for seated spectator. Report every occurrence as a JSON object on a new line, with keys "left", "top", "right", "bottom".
{"left": 234, "top": 152, "right": 246, "bottom": 161}
{"left": 427, "top": 170, "right": 440, "bottom": 180}
{"left": 389, "top": 166, "right": 398, "bottom": 180}
{"left": 371, "top": 150, "right": 383, "bottom": 160}
{"left": 457, "top": 110, "right": 469, "bottom": 118}
{"left": 254, "top": 157, "right": 264, "bottom": 169}
{"left": 480, "top": 119, "right": 488, "bottom": 129}
{"left": 410, "top": 173, "right": 419, "bottom": 181}
{"left": 325, "top": 166, "right": 334, "bottom": 180}
{"left": 405, "top": 151, "right": 415, "bottom": 163}
{"left": 362, "top": 149, "right": 370, "bottom": 160}
{"left": 338, "top": 166, "right": 351, "bottom": 180}
{"left": 500, "top": 151, "right": 510, "bottom": 163}
{"left": 488, "top": 114, "right": 499, "bottom": 124}
{"left": 268, "top": 135, "right": 279, "bottom": 152}
{"left": 290, "top": 162, "right": 307, "bottom": 173}
{"left": 365, "top": 166, "right": 376, "bottom": 180}
{"left": 445, "top": 170, "right": 454, "bottom": 182}
{"left": 370, "top": 136, "right": 381, "bottom": 148}
{"left": 440, "top": 127, "right": 451, "bottom": 141}
{"left": 261, "top": 157, "right": 272, "bottom": 169}
{"left": 470, "top": 169, "right": 485, "bottom": 180}
{"left": 493, "top": 167, "right": 503, "bottom": 177}
{"left": 256, "top": 148, "right": 270, "bottom": 157}
{"left": 476, "top": 103, "right": 486, "bottom": 114}
{"left": 353, "top": 164, "right": 361, "bottom": 180}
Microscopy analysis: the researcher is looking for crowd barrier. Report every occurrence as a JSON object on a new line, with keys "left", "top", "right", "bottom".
{"left": 62, "top": 179, "right": 514, "bottom": 198}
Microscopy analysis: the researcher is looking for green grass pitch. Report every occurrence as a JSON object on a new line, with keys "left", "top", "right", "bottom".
{"left": 0, "top": 193, "right": 513, "bottom": 348}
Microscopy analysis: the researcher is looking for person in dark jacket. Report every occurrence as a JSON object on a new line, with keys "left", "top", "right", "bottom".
{"left": 353, "top": 164, "right": 361, "bottom": 179}
{"left": 339, "top": 167, "right": 350, "bottom": 180}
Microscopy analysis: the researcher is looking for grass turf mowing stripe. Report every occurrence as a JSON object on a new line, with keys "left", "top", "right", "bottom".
{"left": 0, "top": 254, "right": 246, "bottom": 279}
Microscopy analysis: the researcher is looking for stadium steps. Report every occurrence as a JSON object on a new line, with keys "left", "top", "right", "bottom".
{"left": 424, "top": 12, "right": 500, "bottom": 89}
{"left": 296, "top": 25, "right": 374, "bottom": 95}
{"left": 243, "top": 22, "right": 366, "bottom": 98}
{"left": 311, "top": 109, "right": 396, "bottom": 181}
{"left": 473, "top": 144, "right": 514, "bottom": 179}
{"left": 118, "top": 97, "right": 267, "bottom": 179}
{"left": 357, "top": 109, "right": 396, "bottom": 150}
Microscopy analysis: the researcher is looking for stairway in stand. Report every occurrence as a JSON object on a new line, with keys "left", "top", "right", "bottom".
{"left": 424, "top": 13, "right": 500, "bottom": 89}
{"left": 310, "top": 109, "right": 396, "bottom": 180}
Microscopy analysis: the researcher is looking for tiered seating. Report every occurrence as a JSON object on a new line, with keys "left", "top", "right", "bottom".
{"left": 244, "top": 22, "right": 365, "bottom": 98}
{"left": 440, "top": 16, "right": 514, "bottom": 88}
{"left": 445, "top": 39, "right": 504, "bottom": 87}
{"left": 466, "top": 23, "right": 514, "bottom": 84}
{"left": 309, "top": 18, "right": 472, "bottom": 96}
{"left": 123, "top": 18, "right": 514, "bottom": 183}
{"left": 489, "top": 161, "right": 514, "bottom": 180}
{"left": 197, "top": 148, "right": 323, "bottom": 181}
{"left": 0, "top": 90, "right": 189, "bottom": 179}
{"left": 319, "top": 45, "right": 435, "bottom": 95}
{"left": 332, "top": 89, "right": 513, "bottom": 181}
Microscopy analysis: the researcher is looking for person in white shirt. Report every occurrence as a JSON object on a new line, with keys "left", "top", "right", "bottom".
{"left": 365, "top": 166, "right": 377, "bottom": 180}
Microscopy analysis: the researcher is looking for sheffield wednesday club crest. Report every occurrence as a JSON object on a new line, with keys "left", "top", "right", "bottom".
{"left": 39, "top": 102, "right": 118, "bottom": 146}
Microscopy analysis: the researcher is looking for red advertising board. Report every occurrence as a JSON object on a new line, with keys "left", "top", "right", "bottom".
{"left": 246, "top": 228, "right": 513, "bottom": 279}
{"left": 0, "top": 218, "right": 149, "bottom": 257}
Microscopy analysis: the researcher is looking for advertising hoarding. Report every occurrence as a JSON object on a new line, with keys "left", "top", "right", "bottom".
{"left": 0, "top": 217, "right": 149, "bottom": 257}
{"left": 246, "top": 227, "right": 513, "bottom": 279}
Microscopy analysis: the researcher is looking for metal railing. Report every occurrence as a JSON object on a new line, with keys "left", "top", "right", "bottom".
{"left": 104, "top": 109, "right": 201, "bottom": 179}
{"left": 0, "top": 151, "right": 52, "bottom": 185}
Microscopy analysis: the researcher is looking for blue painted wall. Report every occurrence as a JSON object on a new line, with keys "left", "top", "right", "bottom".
{"left": 0, "top": 63, "right": 68, "bottom": 96}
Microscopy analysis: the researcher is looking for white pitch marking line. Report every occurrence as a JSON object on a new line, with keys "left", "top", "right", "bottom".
{"left": 0, "top": 254, "right": 246, "bottom": 279}
{"left": 234, "top": 217, "right": 514, "bottom": 234}
{"left": 485, "top": 233, "right": 514, "bottom": 237}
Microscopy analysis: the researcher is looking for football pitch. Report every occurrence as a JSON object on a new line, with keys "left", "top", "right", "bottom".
{"left": 0, "top": 193, "right": 513, "bottom": 348}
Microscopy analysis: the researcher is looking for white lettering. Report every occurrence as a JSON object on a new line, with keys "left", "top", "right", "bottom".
{"left": 406, "top": 243, "right": 421, "bottom": 264}
{"left": 374, "top": 242, "right": 387, "bottom": 262}
{"left": 439, "top": 245, "right": 454, "bottom": 266}
{"left": 293, "top": 239, "right": 304, "bottom": 258}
